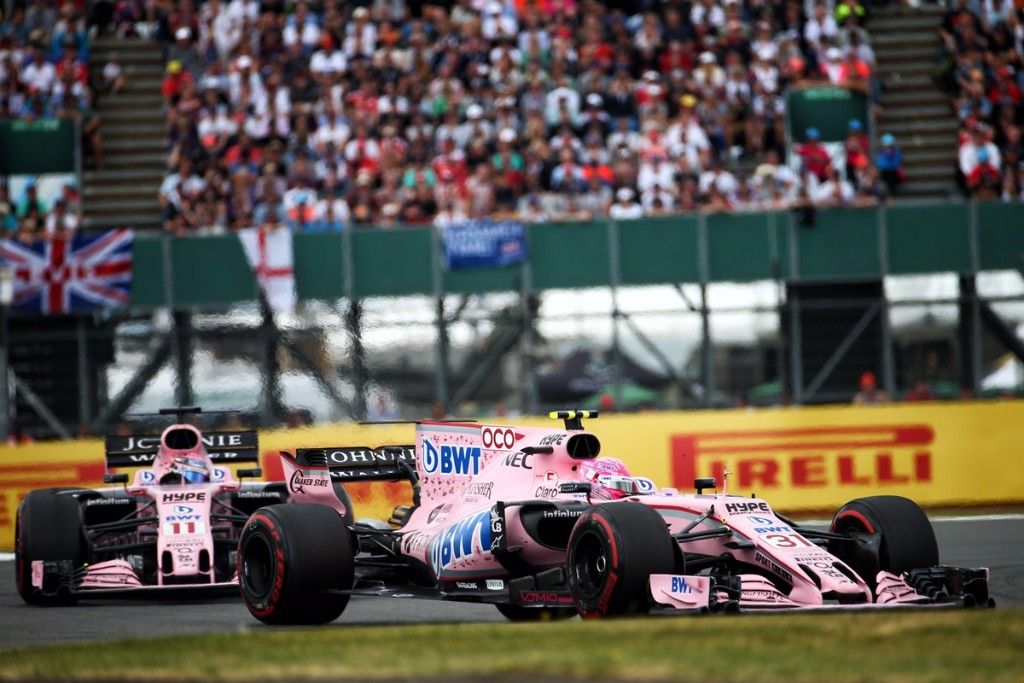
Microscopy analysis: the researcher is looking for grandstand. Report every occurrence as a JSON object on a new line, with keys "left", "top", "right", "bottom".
{"left": 2, "top": 0, "right": 1024, "bottom": 440}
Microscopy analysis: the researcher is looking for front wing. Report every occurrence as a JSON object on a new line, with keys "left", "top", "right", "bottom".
{"left": 649, "top": 566, "right": 993, "bottom": 613}
{"left": 31, "top": 559, "right": 239, "bottom": 600}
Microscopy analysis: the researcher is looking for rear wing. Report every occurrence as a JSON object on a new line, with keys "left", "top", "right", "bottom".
{"left": 104, "top": 431, "right": 260, "bottom": 468}
{"left": 293, "top": 445, "right": 416, "bottom": 482}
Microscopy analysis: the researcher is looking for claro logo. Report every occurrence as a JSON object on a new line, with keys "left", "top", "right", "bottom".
{"left": 671, "top": 425, "right": 934, "bottom": 490}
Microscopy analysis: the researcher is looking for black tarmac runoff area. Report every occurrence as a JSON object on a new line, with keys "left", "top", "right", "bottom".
{"left": 0, "top": 514, "right": 1021, "bottom": 650}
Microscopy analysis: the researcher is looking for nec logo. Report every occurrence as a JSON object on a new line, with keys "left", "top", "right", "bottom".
{"left": 724, "top": 502, "right": 770, "bottom": 514}
{"left": 670, "top": 577, "right": 692, "bottom": 594}
{"left": 503, "top": 452, "right": 532, "bottom": 469}
{"left": 422, "top": 440, "right": 481, "bottom": 476}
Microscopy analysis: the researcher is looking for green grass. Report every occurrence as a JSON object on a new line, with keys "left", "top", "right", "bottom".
{"left": 0, "top": 609, "right": 1020, "bottom": 682}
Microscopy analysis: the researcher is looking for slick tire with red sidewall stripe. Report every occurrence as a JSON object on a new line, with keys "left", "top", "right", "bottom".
{"left": 16, "top": 488, "right": 85, "bottom": 606}
{"left": 566, "top": 502, "right": 675, "bottom": 618}
{"left": 238, "top": 503, "right": 354, "bottom": 625}
{"left": 829, "top": 495, "right": 938, "bottom": 593}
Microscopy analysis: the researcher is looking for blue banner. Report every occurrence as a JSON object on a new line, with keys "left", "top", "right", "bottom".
{"left": 442, "top": 220, "right": 527, "bottom": 270}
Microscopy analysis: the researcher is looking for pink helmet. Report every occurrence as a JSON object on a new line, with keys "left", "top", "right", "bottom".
{"left": 579, "top": 457, "right": 639, "bottom": 500}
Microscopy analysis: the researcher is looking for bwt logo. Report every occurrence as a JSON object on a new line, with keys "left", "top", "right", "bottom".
{"left": 671, "top": 425, "right": 934, "bottom": 490}
{"left": 429, "top": 510, "right": 492, "bottom": 574}
{"left": 422, "top": 440, "right": 481, "bottom": 476}
{"left": 670, "top": 577, "right": 692, "bottom": 594}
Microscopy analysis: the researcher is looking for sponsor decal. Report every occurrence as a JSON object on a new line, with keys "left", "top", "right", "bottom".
{"left": 672, "top": 425, "right": 934, "bottom": 491}
{"left": 402, "top": 531, "right": 431, "bottom": 554}
{"left": 486, "top": 579, "right": 504, "bottom": 591}
{"left": 542, "top": 508, "right": 584, "bottom": 519}
{"left": 427, "top": 503, "right": 453, "bottom": 524}
{"left": 503, "top": 452, "right": 533, "bottom": 469}
{"left": 173, "top": 505, "right": 194, "bottom": 514}
{"left": 422, "top": 440, "right": 481, "bottom": 476}
{"left": 211, "top": 467, "right": 226, "bottom": 482}
{"left": 86, "top": 497, "right": 132, "bottom": 506}
{"left": 634, "top": 477, "right": 656, "bottom": 493}
{"left": 456, "top": 581, "right": 479, "bottom": 589}
{"left": 481, "top": 427, "right": 521, "bottom": 450}
{"left": 139, "top": 470, "right": 156, "bottom": 484}
{"left": 801, "top": 559, "right": 854, "bottom": 584}
{"left": 534, "top": 484, "right": 560, "bottom": 499}
{"left": 428, "top": 510, "right": 493, "bottom": 574}
{"left": 288, "top": 470, "right": 329, "bottom": 494}
{"left": 323, "top": 446, "right": 416, "bottom": 467}
{"left": 117, "top": 433, "right": 248, "bottom": 452}
{"left": 539, "top": 433, "right": 567, "bottom": 446}
{"left": 670, "top": 576, "right": 693, "bottom": 594}
{"left": 519, "top": 591, "right": 574, "bottom": 605}
{"left": 754, "top": 551, "right": 794, "bottom": 583}
{"left": 489, "top": 507, "right": 505, "bottom": 550}
{"left": 724, "top": 501, "right": 771, "bottom": 514}
{"left": 463, "top": 482, "right": 493, "bottom": 499}
{"left": 235, "top": 490, "right": 280, "bottom": 499}
{"left": 161, "top": 492, "right": 207, "bottom": 503}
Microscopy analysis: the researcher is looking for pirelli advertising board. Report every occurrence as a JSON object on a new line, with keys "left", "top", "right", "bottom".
{"left": 0, "top": 401, "right": 1021, "bottom": 550}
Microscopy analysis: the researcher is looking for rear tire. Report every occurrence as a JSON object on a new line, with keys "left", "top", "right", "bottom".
{"left": 829, "top": 495, "right": 938, "bottom": 591}
{"left": 238, "top": 504, "right": 354, "bottom": 625}
{"left": 495, "top": 603, "right": 576, "bottom": 622}
{"left": 566, "top": 503, "right": 675, "bottom": 617}
{"left": 16, "top": 488, "right": 86, "bottom": 606}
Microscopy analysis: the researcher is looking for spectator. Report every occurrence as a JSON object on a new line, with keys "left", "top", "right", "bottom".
{"left": 959, "top": 125, "right": 1002, "bottom": 198}
{"left": 844, "top": 119, "right": 870, "bottom": 187}
{"left": 44, "top": 197, "right": 77, "bottom": 238}
{"left": 609, "top": 187, "right": 643, "bottom": 220}
{"left": 798, "top": 127, "right": 832, "bottom": 183}
{"left": 853, "top": 371, "right": 889, "bottom": 405}
{"left": 875, "top": 133, "right": 905, "bottom": 195}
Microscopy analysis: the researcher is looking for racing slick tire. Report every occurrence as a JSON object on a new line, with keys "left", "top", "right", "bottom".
{"left": 566, "top": 502, "right": 675, "bottom": 618}
{"left": 828, "top": 495, "right": 938, "bottom": 592}
{"left": 238, "top": 503, "right": 354, "bottom": 625}
{"left": 494, "top": 603, "right": 576, "bottom": 622}
{"left": 16, "top": 488, "right": 86, "bottom": 606}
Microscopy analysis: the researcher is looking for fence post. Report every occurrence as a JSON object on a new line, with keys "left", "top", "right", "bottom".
{"left": 968, "top": 201, "right": 983, "bottom": 395}
{"left": 431, "top": 226, "right": 450, "bottom": 411}
{"left": 519, "top": 228, "right": 539, "bottom": 416}
{"left": 607, "top": 217, "right": 623, "bottom": 405}
{"left": 342, "top": 227, "right": 366, "bottom": 420}
{"left": 877, "top": 205, "right": 896, "bottom": 397}
{"left": 697, "top": 213, "right": 714, "bottom": 407}
{"left": 786, "top": 211, "right": 803, "bottom": 404}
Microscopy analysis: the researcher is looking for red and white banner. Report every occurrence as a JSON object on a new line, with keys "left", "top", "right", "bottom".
{"left": 238, "top": 226, "right": 295, "bottom": 314}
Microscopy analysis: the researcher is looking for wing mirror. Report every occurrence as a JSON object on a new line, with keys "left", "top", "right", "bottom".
{"left": 694, "top": 477, "right": 716, "bottom": 494}
{"left": 104, "top": 473, "right": 129, "bottom": 485}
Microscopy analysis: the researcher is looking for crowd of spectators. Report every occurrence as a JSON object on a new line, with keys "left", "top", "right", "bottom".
{"left": 141, "top": 0, "right": 893, "bottom": 235}
{"left": 0, "top": 1, "right": 111, "bottom": 242}
{"left": 938, "top": 0, "right": 1024, "bottom": 201}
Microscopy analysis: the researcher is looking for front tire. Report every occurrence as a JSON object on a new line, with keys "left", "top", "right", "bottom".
{"left": 829, "top": 495, "right": 938, "bottom": 592}
{"left": 238, "top": 504, "right": 354, "bottom": 625}
{"left": 16, "top": 488, "right": 86, "bottom": 606}
{"left": 566, "top": 503, "right": 675, "bottom": 617}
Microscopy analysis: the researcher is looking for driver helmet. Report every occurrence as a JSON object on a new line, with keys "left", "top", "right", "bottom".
{"left": 579, "top": 457, "right": 637, "bottom": 500}
{"left": 171, "top": 456, "right": 210, "bottom": 484}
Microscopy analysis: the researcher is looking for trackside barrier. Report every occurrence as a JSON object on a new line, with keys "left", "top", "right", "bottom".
{"left": 0, "top": 401, "right": 1021, "bottom": 550}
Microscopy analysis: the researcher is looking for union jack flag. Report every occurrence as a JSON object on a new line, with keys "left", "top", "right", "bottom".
{"left": 0, "top": 229, "right": 133, "bottom": 314}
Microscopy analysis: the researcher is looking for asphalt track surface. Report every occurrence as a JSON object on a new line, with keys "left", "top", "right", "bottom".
{"left": 0, "top": 515, "right": 1021, "bottom": 650}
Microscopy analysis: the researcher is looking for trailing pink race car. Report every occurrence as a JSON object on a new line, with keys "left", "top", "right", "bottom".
{"left": 237, "top": 411, "right": 992, "bottom": 624}
{"left": 15, "top": 407, "right": 307, "bottom": 605}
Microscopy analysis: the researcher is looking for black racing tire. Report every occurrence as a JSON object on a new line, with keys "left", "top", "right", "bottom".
{"left": 829, "top": 495, "right": 938, "bottom": 591}
{"left": 494, "top": 603, "right": 576, "bottom": 622}
{"left": 16, "top": 488, "right": 86, "bottom": 606}
{"left": 238, "top": 504, "right": 354, "bottom": 625}
{"left": 566, "top": 502, "right": 676, "bottom": 618}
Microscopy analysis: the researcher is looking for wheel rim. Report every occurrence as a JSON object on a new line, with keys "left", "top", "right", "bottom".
{"left": 241, "top": 533, "right": 275, "bottom": 600}
{"left": 570, "top": 529, "right": 611, "bottom": 600}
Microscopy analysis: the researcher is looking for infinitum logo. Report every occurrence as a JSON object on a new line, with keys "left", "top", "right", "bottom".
{"left": 671, "top": 425, "right": 933, "bottom": 490}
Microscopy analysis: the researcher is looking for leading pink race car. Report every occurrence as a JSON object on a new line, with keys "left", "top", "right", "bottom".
{"left": 237, "top": 411, "right": 992, "bottom": 623}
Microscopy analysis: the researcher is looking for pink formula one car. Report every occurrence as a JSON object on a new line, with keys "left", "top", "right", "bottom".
{"left": 237, "top": 411, "right": 992, "bottom": 624}
{"left": 16, "top": 408, "right": 300, "bottom": 605}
